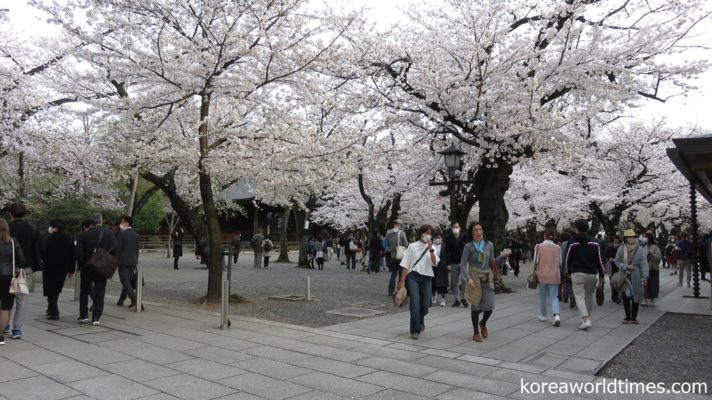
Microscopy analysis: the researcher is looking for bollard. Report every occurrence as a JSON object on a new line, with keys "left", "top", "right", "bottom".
{"left": 74, "top": 269, "right": 80, "bottom": 301}
{"left": 227, "top": 247, "right": 233, "bottom": 295}
{"left": 135, "top": 269, "right": 143, "bottom": 312}
{"left": 305, "top": 276, "right": 311, "bottom": 301}
{"left": 220, "top": 279, "right": 230, "bottom": 329}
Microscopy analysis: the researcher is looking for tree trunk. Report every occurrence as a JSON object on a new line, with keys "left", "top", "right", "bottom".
{"left": 473, "top": 160, "right": 513, "bottom": 252}
{"left": 276, "top": 206, "right": 291, "bottom": 263}
{"left": 196, "top": 92, "right": 224, "bottom": 302}
{"left": 291, "top": 204, "right": 309, "bottom": 268}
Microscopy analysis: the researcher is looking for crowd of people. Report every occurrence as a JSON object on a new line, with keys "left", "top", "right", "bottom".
{"left": 0, "top": 204, "right": 142, "bottom": 345}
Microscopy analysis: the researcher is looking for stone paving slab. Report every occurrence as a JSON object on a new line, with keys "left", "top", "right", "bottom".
{"left": 0, "top": 376, "right": 80, "bottom": 400}
{"left": 217, "top": 372, "right": 312, "bottom": 400}
{"left": 67, "top": 375, "right": 158, "bottom": 400}
{"left": 144, "top": 373, "right": 237, "bottom": 400}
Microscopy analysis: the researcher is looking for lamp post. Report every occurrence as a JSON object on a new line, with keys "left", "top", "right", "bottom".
{"left": 431, "top": 143, "right": 469, "bottom": 224}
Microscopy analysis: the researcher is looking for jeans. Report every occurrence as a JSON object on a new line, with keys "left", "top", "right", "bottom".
{"left": 449, "top": 264, "right": 463, "bottom": 301}
{"left": 347, "top": 253, "right": 356, "bottom": 270}
{"left": 254, "top": 251, "right": 263, "bottom": 268}
{"left": 118, "top": 265, "right": 137, "bottom": 304}
{"left": 388, "top": 258, "right": 401, "bottom": 295}
{"left": 571, "top": 273, "right": 597, "bottom": 319}
{"left": 539, "top": 283, "right": 560, "bottom": 317}
{"left": 80, "top": 269, "right": 107, "bottom": 321}
{"left": 406, "top": 272, "right": 432, "bottom": 334}
{"left": 11, "top": 267, "right": 33, "bottom": 329}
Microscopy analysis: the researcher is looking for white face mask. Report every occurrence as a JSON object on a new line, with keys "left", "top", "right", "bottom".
{"left": 626, "top": 238, "right": 637, "bottom": 245}
{"left": 120, "top": 223, "right": 128, "bottom": 230}
{"left": 48, "top": 227, "right": 55, "bottom": 234}
{"left": 422, "top": 234, "right": 432, "bottom": 243}
{"left": 452, "top": 228, "right": 460, "bottom": 236}
{"left": 433, "top": 238, "right": 442, "bottom": 245}
{"left": 393, "top": 226, "right": 400, "bottom": 232}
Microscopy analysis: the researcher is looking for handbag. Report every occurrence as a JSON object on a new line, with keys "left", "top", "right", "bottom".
{"left": 394, "top": 231, "right": 406, "bottom": 260}
{"left": 526, "top": 273, "right": 538, "bottom": 290}
{"left": 86, "top": 229, "right": 119, "bottom": 280}
{"left": 393, "top": 247, "right": 429, "bottom": 307}
{"left": 9, "top": 240, "right": 29, "bottom": 295}
{"left": 596, "top": 281, "right": 605, "bottom": 306}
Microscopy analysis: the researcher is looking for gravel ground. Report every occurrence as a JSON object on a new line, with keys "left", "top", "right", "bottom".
{"left": 599, "top": 313, "right": 712, "bottom": 388}
{"left": 97, "top": 252, "right": 525, "bottom": 328}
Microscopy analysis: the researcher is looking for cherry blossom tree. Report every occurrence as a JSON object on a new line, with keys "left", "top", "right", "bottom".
{"left": 367, "top": 0, "right": 711, "bottom": 249}
{"left": 34, "top": 0, "right": 365, "bottom": 300}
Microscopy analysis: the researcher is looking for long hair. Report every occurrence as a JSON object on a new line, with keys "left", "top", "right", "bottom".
{"left": 0, "top": 218, "right": 11, "bottom": 243}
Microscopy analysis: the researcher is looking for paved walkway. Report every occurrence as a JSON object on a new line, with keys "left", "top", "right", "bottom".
{"left": 1, "top": 271, "right": 709, "bottom": 400}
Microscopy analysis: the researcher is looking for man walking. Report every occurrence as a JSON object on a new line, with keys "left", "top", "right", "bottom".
{"left": 443, "top": 222, "right": 469, "bottom": 307}
{"left": 231, "top": 232, "right": 242, "bottom": 265}
{"left": 385, "top": 221, "right": 408, "bottom": 296}
{"left": 76, "top": 216, "right": 117, "bottom": 325}
{"left": 6, "top": 203, "right": 42, "bottom": 340}
{"left": 117, "top": 216, "right": 142, "bottom": 310}
{"left": 565, "top": 220, "right": 605, "bottom": 330}
{"left": 676, "top": 232, "right": 692, "bottom": 288}
{"left": 251, "top": 229, "right": 264, "bottom": 268}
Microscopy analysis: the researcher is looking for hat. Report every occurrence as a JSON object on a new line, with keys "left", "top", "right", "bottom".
{"left": 623, "top": 229, "right": 636, "bottom": 238}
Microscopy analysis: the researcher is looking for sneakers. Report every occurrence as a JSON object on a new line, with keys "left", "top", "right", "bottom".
{"left": 440, "top": 298, "right": 446, "bottom": 307}
{"left": 77, "top": 317, "right": 89, "bottom": 324}
{"left": 91, "top": 320, "right": 100, "bottom": 326}
{"left": 0, "top": 335, "right": 4, "bottom": 345}
{"left": 451, "top": 300, "right": 462, "bottom": 307}
{"left": 410, "top": 332, "right": 420, "bottom": 340}
{"left": 553, "top": 314, "right": 561, "bottom": 327}
{"left": 537, "top": 315, "right": 547, "bottom": 322}
{"left": 3, "top": 325, "right": 10, "bottom": 334}
{"left": 461, "top": 299, "right": 469, "bottom": 307}
{"left": 578, "top": 320, "right": 592, "bottom": 330}
{"left": 11, "top": 329, "right": 21, "bottom": 339}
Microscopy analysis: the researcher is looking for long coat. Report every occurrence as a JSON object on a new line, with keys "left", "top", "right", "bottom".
{"left": 42, "top": 232, "right": 75, "bottom": 297}
{"left": 615, "top": 245, "right": 649, "bottom": 303}
{"left": 432, "top": 243, "right": 449, "bottom": 291}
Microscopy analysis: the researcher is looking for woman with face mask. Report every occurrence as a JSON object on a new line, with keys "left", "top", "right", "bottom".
{"left": 460, "top": 222, "right": 500, "bottom": 342}
{"left": 641, "top": 232, "right": 662, "bottom": 306}
{"left": 397, "top": 225, "right": 440, "bottom": 339}
{"left": 431, "top": 231, "right": 448, "bottom": 307}
{"left": 614, "top": 229, "right": 649, "bottom": 324}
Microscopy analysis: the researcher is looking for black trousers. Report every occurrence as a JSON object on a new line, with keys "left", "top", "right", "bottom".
{"left": 622, "top": 293, "right": 639, "bottom": 320}
{"left": 80, "top": 269, "right": 107, "bottom": 321}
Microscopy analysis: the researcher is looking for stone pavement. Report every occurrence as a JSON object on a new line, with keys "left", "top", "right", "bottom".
{"left": 1, "top": 271, "right": 709, "bottom": 400}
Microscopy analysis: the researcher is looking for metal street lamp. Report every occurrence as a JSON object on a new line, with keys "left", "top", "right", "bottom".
{"left": 438, "top": 143, "right": 466, "bottom": 179}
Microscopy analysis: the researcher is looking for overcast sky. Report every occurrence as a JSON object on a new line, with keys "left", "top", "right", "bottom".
{"left": 3, "top": 0, "right": 711, "bottom": 132}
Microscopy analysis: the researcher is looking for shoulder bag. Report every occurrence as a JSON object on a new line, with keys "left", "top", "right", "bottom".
{"left": 86, "top": 229, "right": 119, "bottom": 280}
{"left": 393, "top": 247, "right": 429, "bottom": 307}
{"left": 527, "top": 244, "right": 539, "bottom": 290}
{"left": 9, "top": 239, "right": 29, "bottom": 295}
{"left": 395, "top": 231, "right": 407, "bottom": 260}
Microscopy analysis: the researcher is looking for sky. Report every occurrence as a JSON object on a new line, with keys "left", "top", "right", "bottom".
{"left": 3, "top": 0, "right": 712, "bottom": 132}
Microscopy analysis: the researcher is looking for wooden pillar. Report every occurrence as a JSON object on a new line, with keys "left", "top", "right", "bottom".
{"left": 690, "top": 181, "right": 701, "bottom": 298}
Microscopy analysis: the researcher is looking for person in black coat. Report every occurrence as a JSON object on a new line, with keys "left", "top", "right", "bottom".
{"left": 42, "top": 219, "right": 75, "bottom": 320}
{"left": 75, "top": 217, "right": 117, "bottom": 325}
{"left": 116, "top": 216, "right": 141, "bottom": 309}
{"left": 442, "top": 222, "right": 470, "bottom": 307}
{"left": 432, "top": 231, "right": 449, "bottom": 307}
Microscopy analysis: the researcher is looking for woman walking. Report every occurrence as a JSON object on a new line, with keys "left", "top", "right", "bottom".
{"left": 665, "top": 235, "right": 677, "bottom": 276}
{"left": 397, "top": 225, "right": 439, "bottom": 340}
{"left": 642, "top": 231, "right": 662, "bottom": 306}
{"left": 262, "top": 236, "right": 274, "bottom": 268}
{"left": 431, "top": 231, "right": 448, "bottom": 307}
{"left": 42, "top": 219, "right": 75, "bottom": 320}
{"left": 0, "top": 219, "right": 26, "bottom": 345}
{"left": 172, "top": 227, "right": 184, "bottom": 270}
{"left": 615, "top": 229, "right": 649, "bottom": 324}
{"left": 460, "top": 222, "right": 500, "bottom": 342}
{"left": 534, "top": 228, "right": 562, "bottom": 326}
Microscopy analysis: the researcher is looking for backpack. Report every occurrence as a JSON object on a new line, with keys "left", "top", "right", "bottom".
{"left": 263, "top": 240, "right": 272, "bottom": 252}
{"left": 250, "top": 235, "right": 257, "bottom": 249}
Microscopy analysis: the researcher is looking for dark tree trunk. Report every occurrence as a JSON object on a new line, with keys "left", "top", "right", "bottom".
{"left": 473, "top": 161, "right": 513, "bottom": 252}
{"left": 291, "top": 203, "right": 309, "bottom": 268}
{"left": 276, "top": 206, "right": 291, "bottom": 263}
{"left": 589, "top": 202, "right": 623, "bottom": 239}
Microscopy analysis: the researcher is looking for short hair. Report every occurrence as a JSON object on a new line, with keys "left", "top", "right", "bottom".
{"left": 416, "top": 224, "right": 434, "bottom": 238}
{"left": 91, "top": 214, "right": 103, "bottom": 225}
{"left": 544, "top": 228, "right": 556, "bottom": 240}
{"left": 393, "top": 220, "right": 402, "bottom": 227}
{"left": 9, "top": 203, "right": 27, "bottom": 218}
{"left": 574, "top": 219, "right": 589, "bottom": 233}
{"left": 451, "top": 221, "right": 460, "bottom": 228}
{"left": 681, "top": 232, "right": 689, "bottom": 239}
{"left": 49, "top": 219, "right": 66, "bottom": 232}
{"left": 82, "top": 219, "right": 96, "bottom": 229}
{"left": 120, "top": 215, "right": 133, "bottom": 226}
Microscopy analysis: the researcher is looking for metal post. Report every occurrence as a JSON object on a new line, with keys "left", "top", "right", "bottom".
{"left": 227, "top": 247, "right": 233, "bottom": 296}
{"left": 220, "top": 279, "right": 229, "bottom": 328}
{"left": 74, "top": 269, "right": 80, "bottom": 301}
{"left": 690, "top": 181, "right": 700, "bottom": 298}
{"left": 135, "top": 269, "right": 143, "bottom": 312}
{"left": 305, "top": 276, "right": 311, "bottom": 301}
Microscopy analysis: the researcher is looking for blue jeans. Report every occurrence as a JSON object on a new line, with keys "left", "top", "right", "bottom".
{"left": 406, "top": 272, "right": 432, "bottom": 334}
{"left": 388, "top": 258, "right": 401, "bottom": 295}
{"left": 539, "top": 283, "right": 560, "bottom": 317}
{"left": 347, "top": 253, "right": 356, "bottom": 270}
